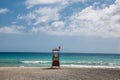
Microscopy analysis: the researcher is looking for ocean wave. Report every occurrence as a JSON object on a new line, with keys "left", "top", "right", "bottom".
{"left": 19, "top": 65, "right": 25, "bottom": 67}
{"left": 21, "top": 61, "right": 51, "bottom": 64}
{"left": 61, "top": 64, "right": 120, "bottom": 69}
{"left": 61, "top": 61, "right": 120, "bottom": 66}
{"left": 21, "top": 60, "right": 120, "bottom": 66}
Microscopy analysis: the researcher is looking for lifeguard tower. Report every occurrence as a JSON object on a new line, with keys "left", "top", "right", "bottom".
{"left": 52, "top": 46, "right": 61, "bottom": 68}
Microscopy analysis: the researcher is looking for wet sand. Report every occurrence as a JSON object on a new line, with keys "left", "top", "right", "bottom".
{"left": 0, "top": 67, "right": 120, "bottom": 80}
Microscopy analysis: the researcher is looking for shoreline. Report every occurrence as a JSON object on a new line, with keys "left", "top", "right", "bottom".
{"left": 1, "top": 65, "right": 120, "bottom": 69}
{"left": 61, "top": 65, "right": 120, "bottom": 69}
{"left": 0, "top": 67, "right": 120, "bottom": 80}
{"left": 1, "top": 66, "right": 120, "bottom": 70}
{"left": 0, "top": 66, "right": 120, "bottom": 70}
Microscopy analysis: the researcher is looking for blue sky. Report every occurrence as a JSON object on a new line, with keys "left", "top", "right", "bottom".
{"left": 0, "top": 0, "right": 120, "bottom": 53}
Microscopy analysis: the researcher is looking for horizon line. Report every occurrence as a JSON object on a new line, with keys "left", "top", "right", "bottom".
{"left": 0, "top": 52, "right": 120, "bottom": 54}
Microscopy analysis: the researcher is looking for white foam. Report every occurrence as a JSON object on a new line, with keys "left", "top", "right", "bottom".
{"left": 19, "top": 65, "right": 24, "bottom": 67}
{"left": 61, "top": 61, "right": 112, "bottom": 65}
{"left": 61, "top": 64, "right": 120, "bottom": 69}
{"left": 21, "top": 61, "right": 51, "bottom": 64}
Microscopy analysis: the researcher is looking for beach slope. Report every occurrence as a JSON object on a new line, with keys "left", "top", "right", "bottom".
{"left": 0, "top": 67, "right": 120, "bottom": 80}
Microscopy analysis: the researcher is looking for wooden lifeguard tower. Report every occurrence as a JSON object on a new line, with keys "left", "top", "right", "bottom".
{"left": 52, "top": 46, "right": 61, "bottom": 68}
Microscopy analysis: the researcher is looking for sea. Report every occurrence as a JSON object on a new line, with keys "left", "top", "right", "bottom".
{"left": 0, "top": 52, "right": 120, "bottom": 68}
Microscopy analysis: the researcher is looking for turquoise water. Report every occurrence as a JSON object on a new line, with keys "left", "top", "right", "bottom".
{"left": 0, "top": 52, "right": 120, "bottom": 68}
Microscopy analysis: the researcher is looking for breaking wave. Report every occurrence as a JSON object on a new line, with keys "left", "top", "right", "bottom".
{"left": 61, "top": 61, "right": 120, "bottom": 66}
{"left": 20, "top": 60, "right": 120, "bottom": 66}
{"left": 21, "top": 61, "right": 51, "bottom": 64}
{"left": 61, "top": 64, "right": 120, "bottom": 69}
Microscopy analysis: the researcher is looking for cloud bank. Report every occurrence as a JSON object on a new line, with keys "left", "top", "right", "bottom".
{"left": 1, "top": 0, "right": 120, "bottom": 38}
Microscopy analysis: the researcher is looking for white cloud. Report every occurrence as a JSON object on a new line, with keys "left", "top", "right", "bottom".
{"left": 0, "top": 25, "right": 26, "bottom": 34}
{"left": 31, "top": 21, "right": 65, "bottom": 34}
{"left": 34, "top": 7, "right": 60, "bottom": 25}
{"left": 22, "top": 0, "right": 89, "bottom": 29}
{"left": 18, "top": 7, "right": 61, "bottom": 25}
{"left": 25, "top": 0, "right": 88, "bottom": 9}
{"left": 25, "top": 0, "right": 61, "bottom": 9}
{"left": 51, "top": 21, "right": 64, "bottom": 28}
{"left": 16, "top": 0, "right": 120, "bottom": 37}
{"left": 17, "top": 13, "right": 36, "bottom": 25}
{"left": 31, "top": 26, "right": 66, "bottom": 36}
{"left": 17, "top": 13, "right": 36, "bottom": 20}
{"left": 0, "top": 8, "right": 9, "bottom": 14}
{"left": 64, "top": 0, "right": 120, "bottom": 37}
{"left": 31, "top": 0, "right": 120, "bottom": 38}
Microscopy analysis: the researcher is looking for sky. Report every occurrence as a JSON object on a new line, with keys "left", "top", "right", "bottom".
{"left": 0, "top": 0, "right": 120, "bottom": 53}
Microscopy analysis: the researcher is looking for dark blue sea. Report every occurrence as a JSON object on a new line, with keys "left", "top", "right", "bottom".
{"left": 0, "top": 52, "right": 120, "bottom": 68}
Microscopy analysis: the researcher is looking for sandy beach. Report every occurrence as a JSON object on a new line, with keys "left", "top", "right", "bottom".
{"left": 0, "top": 67, "right": 120, "bottom": 80}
